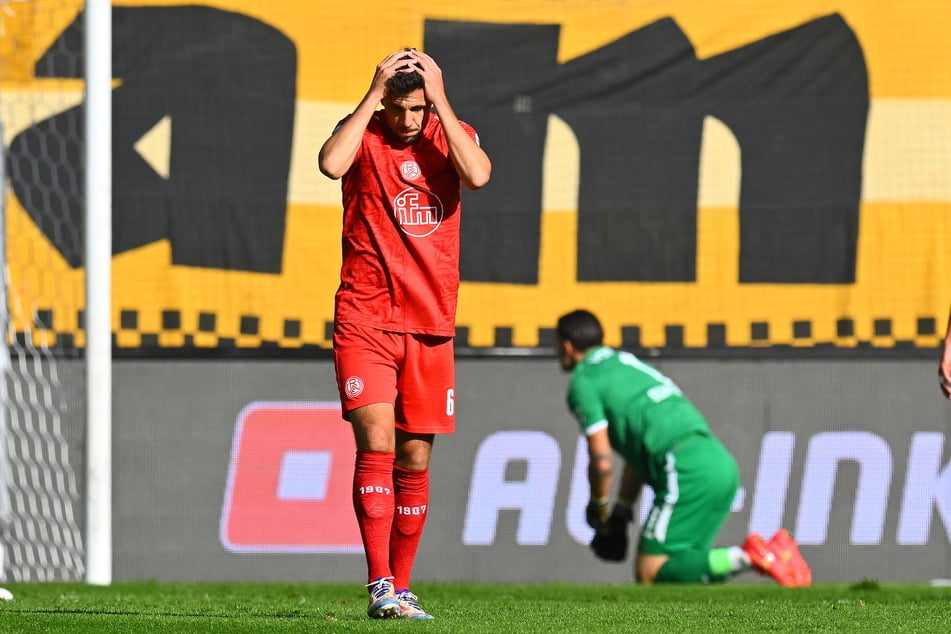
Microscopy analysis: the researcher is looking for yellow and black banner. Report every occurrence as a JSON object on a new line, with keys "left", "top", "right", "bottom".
{"left": 2, "top": 1, "right": 949, "bottom": 354}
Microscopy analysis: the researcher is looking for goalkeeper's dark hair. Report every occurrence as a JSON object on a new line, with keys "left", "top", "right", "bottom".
{"left": 557, "top": 309, "right": 604, "bottom": 352}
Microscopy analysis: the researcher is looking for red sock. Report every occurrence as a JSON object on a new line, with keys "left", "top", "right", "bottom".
{"left": 352, "top": 450, "right": 395, "bottom": 583}
{"left": 390, "top": 465, "right": 429, "bottom": 590}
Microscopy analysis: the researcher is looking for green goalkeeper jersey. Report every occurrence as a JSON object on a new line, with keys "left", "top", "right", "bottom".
{"left": 567, "top": 346, "right": 712, "bottom": 487}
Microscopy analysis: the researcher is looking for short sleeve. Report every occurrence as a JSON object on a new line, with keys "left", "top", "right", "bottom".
{"left": 567, "top": 374, "right": 607, "bottom": 436}
{"left": 459, "top": 120, "right": 480, "bottom": 145}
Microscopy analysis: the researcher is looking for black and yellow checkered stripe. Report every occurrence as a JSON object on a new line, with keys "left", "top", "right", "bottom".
{"left": 457, "top": 316, "right": 942, "bottom": 352}
{"left": 12, "top": 309, "right": 943, "bottom": 355}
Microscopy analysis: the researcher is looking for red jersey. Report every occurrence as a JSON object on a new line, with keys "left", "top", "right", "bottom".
{"left": 334, "top": 110, "right": 478, "bottom": 336}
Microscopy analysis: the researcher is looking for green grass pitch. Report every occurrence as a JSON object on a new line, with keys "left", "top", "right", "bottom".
{"left": 0, "top": 580, "right": 948, "bottom": 632}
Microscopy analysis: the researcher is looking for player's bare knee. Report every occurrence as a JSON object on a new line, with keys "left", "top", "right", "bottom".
{"left": 394, "top": 452, "right": 428, "bottom": 471}
{"left": 636, "top": 567, "right": 658, "bottom": 584}
{"left": 636, "top": 554, "right": 667, "bottom": 584}
{"left": 394, "top": 434, "right": 434, "bottom": 469}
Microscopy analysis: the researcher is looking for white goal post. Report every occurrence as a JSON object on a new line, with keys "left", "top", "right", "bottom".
{"left": 84, "top": 0, "right": 113, "bottom": 587}
{"left": 0, "top": 0, "right": 112, "bottom": 583}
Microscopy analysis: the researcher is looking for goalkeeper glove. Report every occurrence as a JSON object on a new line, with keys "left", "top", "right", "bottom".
{"left": 589, "top": 501, "right": 634, "bottom": 563}
{"left": 585, "top": 497, "right": 610, "bottom": 529}
{"left": 610, "top": 499, "right": 635, "bottom": 526}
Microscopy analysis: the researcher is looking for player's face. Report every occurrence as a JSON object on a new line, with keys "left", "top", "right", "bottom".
{"left": 381, "top": 89, "right": 429, "bottom": 144}
{"left": 556, "top": 337, "right": 576, "bottom": 372}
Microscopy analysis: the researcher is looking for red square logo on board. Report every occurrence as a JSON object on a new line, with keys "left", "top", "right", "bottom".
{"left": 220, "top": 401, "right": 361, "bottom": 552}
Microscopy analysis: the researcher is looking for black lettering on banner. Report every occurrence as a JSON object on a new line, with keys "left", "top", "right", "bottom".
{"left": 8, "top": 6, "right": 296, "bottom": 273}
{"left": 7, "top": 10, "right": 867, "bottom": 287}
{"left": 428, "top": 13, "right": 868, "bottom": 284}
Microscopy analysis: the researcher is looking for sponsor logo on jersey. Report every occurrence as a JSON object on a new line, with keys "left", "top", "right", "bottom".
{"left": 393, "top": 187, "right": 443, "bottom": 238}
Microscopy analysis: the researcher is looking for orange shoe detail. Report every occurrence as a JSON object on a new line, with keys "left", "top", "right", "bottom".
{"left": 741, "top": 533, "right": 774, "bottom": 576}
{"left": 767, "top": 529, "right": 812, "bottom": 587}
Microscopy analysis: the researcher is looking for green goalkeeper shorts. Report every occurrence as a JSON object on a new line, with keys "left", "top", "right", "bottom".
{"left": 637, "top": 434, "right": 740, "bottom": 556}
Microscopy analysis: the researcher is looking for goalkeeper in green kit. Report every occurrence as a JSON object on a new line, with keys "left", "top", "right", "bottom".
{"left": 556, "top": 309, "right": 811, "bottom": 586}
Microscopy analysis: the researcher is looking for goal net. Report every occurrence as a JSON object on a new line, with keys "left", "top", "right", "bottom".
{"left": 0, "top": 0, "right": 86, "bottom": 582}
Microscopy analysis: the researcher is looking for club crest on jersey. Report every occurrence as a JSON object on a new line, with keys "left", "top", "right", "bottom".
{"left": 393, "top": 187, "right": 444, "bottom": 238}
{"left": 400, "top": 160, "right": 421, "bottom": 181}
{"left": 344, "top": 376, "right": 364, "bottom": 398}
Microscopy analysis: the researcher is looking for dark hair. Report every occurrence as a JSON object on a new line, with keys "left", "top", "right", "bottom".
{"left": 385, "top": 65, "right": 424, "bottom": 95}
{"left": 556, "top": 309, "right": 604, "bottom": 351}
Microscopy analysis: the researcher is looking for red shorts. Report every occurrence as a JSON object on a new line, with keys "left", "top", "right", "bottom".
{"left": 333, "top": 322, "right": 456, "bottom": 434}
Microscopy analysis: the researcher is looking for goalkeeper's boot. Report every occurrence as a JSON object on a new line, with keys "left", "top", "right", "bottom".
{"left": 366, "top": 577, "right": 400, "bottom": 619}
{"left": 396, "top": 590, "right": 434, "bottom": 619}
{"left": 742, "top": 531, "right": 811, "bottom": 587}
{"left": 767, "top": 529, "right": 812, "bottom": 587}
{"left": 741, "top": 533, "right": 775, "bottom": 578}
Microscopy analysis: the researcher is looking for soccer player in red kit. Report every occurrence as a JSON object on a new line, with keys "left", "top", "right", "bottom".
{"left": 318, "top": 49, "right": 491, "bottom": 620}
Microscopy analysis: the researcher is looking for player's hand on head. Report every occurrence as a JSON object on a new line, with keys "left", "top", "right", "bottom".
{"left": 370, "top": 50, "right": 416, "bottom": 96}
{"left": 404, "top": 50, "right": 447, "bottom": 103}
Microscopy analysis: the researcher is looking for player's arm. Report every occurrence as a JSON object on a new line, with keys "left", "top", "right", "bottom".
{"left": 584, "top": 426, "right": 631, "bottom": 563}
{"left": 317, "top": 50, "right": 410, "bottom": 179}
{"left": 940, "top": 304, "right": 951, "bottom": 399}
{"left": 616, "top": 463, "right": 642, "bottom": 510}
{"left": 584, "top": 426, "right": 614, "bottom": 527}
{"left": 588, "top": 459, "right": 638, "bottom": 564}
{"left": 403, "top": 50, "right": 491, "bottom": 190}
{"left": 605, "top": 463, "right": 641, "bottom": 528}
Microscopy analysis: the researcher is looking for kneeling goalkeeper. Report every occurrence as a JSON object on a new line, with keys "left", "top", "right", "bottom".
{"left": 555, "top": 309, "right": 811, "bottom": 586}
